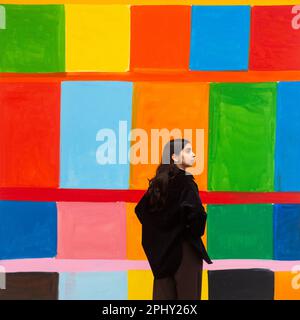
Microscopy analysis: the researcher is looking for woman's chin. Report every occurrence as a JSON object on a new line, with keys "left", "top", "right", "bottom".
{"left": 185, "top": 163, "right": 194, "bottom": 168}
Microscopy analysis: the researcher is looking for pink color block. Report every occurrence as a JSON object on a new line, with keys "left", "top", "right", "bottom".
{"left": 0, "top": 258, "right": 299, "bottom": 273}
{"left": 57, "top": 202, "right": 127, "bottom": 259}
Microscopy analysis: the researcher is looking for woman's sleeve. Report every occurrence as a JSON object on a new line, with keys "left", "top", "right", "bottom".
{"left": 134, "top": 190, "right": 149, "bottom": 224}
{"left": 179, "top": 182, "right": 207, "bottom": 238}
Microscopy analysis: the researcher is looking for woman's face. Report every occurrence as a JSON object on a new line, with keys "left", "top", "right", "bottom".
{"left": 173, "top": 142, "right": 196, "bottom": 168}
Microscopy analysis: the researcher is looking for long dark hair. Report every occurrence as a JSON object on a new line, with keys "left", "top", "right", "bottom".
{"left": 147, "top": 138, "right": 190, "bottom": 213}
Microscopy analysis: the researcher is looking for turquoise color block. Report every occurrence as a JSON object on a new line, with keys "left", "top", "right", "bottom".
{"left": 59, "top": 272, "right": 128, "bottom": 300}
{"left": 60, "top": 81, "right": 133, "bottom": 189}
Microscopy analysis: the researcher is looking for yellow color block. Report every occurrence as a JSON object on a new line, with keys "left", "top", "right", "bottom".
{"left": 128, "top": 269, "right": 207, "bottom": 300}
{"left": 66, "top": 4, "right": 130, "bottom": 71}
{"left": 201, "top": 270, "right": 208, "bottom": 300}
{"left": 128, "top": 270, "right": 154, "bottom": 300}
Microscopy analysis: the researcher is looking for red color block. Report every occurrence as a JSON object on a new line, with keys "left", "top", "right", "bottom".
{"left": 0, "top": 82, "right": 61, "bottom": 187}
{"left": 3, "top": 188, "right": 300, "bottom": 205}
{"left": 130, "top": 5, "right": 191, "bottom": 71}
{"left": 250, "top": 6, "right": 300, "bottom": 70}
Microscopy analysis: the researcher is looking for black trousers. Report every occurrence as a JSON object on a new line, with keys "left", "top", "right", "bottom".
{"left": 152, "top": 240, "right": 203, "bottom": 300}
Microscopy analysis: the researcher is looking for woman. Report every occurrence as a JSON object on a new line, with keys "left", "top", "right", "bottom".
{"left": 134, "top": 138, "right": 213, "bottom": 300}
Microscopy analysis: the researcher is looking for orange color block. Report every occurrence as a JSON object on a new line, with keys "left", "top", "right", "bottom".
{"left": 126, "top": 202, "right": 147, "bottom": 260}
{"left": 130, "top": 82, "right": 209, "bottom": 191}
{"left": 275, "top": 271, "right": 300, "bottom": 300}
{"left": 130, "top": 5, "right": 191, "bottom": 71}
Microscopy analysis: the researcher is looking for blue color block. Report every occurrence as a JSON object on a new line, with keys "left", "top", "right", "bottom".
{"left": 59, "top": 272, "right": 128, "bottom": 300}
{"left": 274, "top": 204, "right": 300, "bottom": 260}
{"left": 190, "top": 6, "right": 250, "bottom": 71}
{"left": 275, "top": 82, "right": 300, "bottom": 191}
{"left": 0, "top": 200, "right": 57, "bottom": 259}
{"left": 60, "top": 81, "right": 133, "bottom": 189}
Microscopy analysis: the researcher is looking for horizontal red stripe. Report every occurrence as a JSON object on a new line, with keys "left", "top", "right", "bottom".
{"left": 1, "top": 188, "right": 300, "bottom": 204}
{"left": 1, "top": 71, "right": 300, "bottom": 83}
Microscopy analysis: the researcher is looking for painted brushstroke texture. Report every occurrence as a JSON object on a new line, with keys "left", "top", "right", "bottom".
{"left": 0, "top": 82, "right": 60, "bottom": 187}
{"left": 275, "top": 82, "right": 300, "bottom": 191}
{"left": 207, "top": 204, "right": 273, "bottom": 259}
{"left": 0, "top": 5, "right": 65, "bottom": 72}
{"left": 0, "top": 258, "right": 299, "bottom": 272}
{"left": 57, "top": 202, "right": 127, "bottom": 259}
{"left": 65, "top": 5, "right": 130, "bottom": 72}
{"left": 3, "top": 188, "right": 300, "bottom": 204}
{"left": 0, "top": 201, "right": 57, "bottom": 259}
{"left": 208, "top": 82, "right": 277, "bottom": 191}
{"left": 275, "top": 271, "right": 300, "bottom": 300}
{"left": 60, "top": 81, "right": 132, "bottom": 189}
{"left": 130, "top": 82, "right": 209, "bottom": 190}
{"left": 0, "top": 272, "right": 58, "bottom": 300}
{"left": 130, "top": 5, "right": 191, "bottom": 71}
{"left": 59, "top": 272, "right": 127, "bottom": 300}
{"left": 250, "top": 6, "right": 300, "bottom": 70}
{"left": 274, "top": 204, "right": 300, "bottom": 260}
{"left": 190, "top": 5, "right": 250, "bottom": 71}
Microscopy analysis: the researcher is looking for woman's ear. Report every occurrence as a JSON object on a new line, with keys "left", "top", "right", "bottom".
{"left": 171, "top": 153, "right": 176, "bottom": 162}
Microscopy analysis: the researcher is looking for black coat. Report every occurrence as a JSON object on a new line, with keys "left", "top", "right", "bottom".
{"left": 134, "top": 167, "right": 213, "bottom": 279}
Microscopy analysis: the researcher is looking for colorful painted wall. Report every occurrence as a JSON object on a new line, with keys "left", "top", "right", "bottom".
{"left": 0, "top": 1, "right": 300, "bottom": 300}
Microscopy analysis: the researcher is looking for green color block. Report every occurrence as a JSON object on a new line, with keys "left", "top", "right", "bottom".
{"left": 208, "top": 82, "right": 277, "bottom": 191}
{"left": 207, "top": 204, "right": 273, "bottom": 259}
{"left": 0, "top": 5, "right": 65, "bottom": 72}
